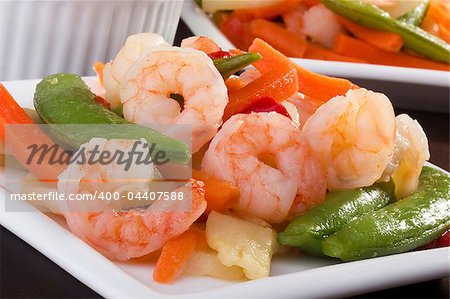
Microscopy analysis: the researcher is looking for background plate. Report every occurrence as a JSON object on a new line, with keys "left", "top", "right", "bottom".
{"left": 181, "top": 0, "right": 449, "bottom": 113}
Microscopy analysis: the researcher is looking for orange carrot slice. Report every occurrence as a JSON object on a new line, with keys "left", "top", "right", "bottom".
{"left": 153, "top": 227, "right": 206, "bottom": 283}
{"left": 223, "top": 65, "right": 299, "bottom": 120}
{"left": 337, "top": 17, "right": 404, "bottom": 52}
{"left": 192, "top": 170, "right": 240, "bottom": 213}
{"left": 236, "top": 0, "right": 301, "bottom": 19}
{"left": 0, "top": 84, "right": 65, "bottom": 183}
{"left": 428, "top": 0, "right": 450, "bottom": 31}
{"left": 304, "top": 42, "right": 366, "bottom": 63}
{"left": 249, "top": 38, "right": 355, "bottom": 101}
{"left": 93, "top": 62, "right": 105, "bottom": 87}
{"left": 438, "top": 23, "right": 450, "bottom": 43}
{"left": 249, "top": 19, "right": 308, "bottom": 58}
{"left": 333, "top": 33, "right": 450, "bottom": 71}
{"left": 225, "top": 77, "right": 246, "bottom": 93}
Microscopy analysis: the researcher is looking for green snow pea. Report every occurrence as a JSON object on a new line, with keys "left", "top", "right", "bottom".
{"left": 322, "top": 166, "right": 450, "bottom": 261}
{"left": 34, "top": 73, "right": 190, "bottom": 163}
{"left": 398, "top": 0, "right": 429, "bottom": 26}
{"left": 321, "top": 0, "right": 450, "bottom": 63}
{"left": 278, "top": 181, "right": 394, "bottom": 255}
{"left": 214, "top": 52, "right": 262, "bottom": 79}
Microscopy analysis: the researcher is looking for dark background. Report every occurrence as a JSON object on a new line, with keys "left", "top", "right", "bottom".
{"left": 1, "top": 19, "right": 449, "bottom": 299}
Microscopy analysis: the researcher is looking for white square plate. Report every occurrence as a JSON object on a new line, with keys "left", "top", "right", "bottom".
{"left": 1, "top": 78, "right": 449, "bottom": 299}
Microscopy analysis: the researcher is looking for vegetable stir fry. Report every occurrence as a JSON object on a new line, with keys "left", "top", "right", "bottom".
{"left": 0, "top": 32, "right": 448, "bottom": 285}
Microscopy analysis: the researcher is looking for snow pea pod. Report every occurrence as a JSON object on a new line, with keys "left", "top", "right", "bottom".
{"left": 323, "top": 166, "right": 450, "bottom": 261}
{"left": 278, "top": 181, "right": 394, "bottom": 255}
{"left": 321, "top": 0, "right": 450, "bottom": 63}
{"left": 34, "top": 73, "right": 190, "bottom": 163}
{"left": 398, "top": 0, "right": 429, "bottom": 26}
{"left": 214, "top": 52, "right": 262, "bottom": 79}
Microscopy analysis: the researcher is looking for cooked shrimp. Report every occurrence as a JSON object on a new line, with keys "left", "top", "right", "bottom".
{"left": 120, "top": 47, "right": 228, "bottom": 153}
{"left": 201, "top": 112, "right": 326, "bottom": 223}
{"left": 286, "top": 93, "right": 324, "bottom": 128}
{"left": 103, "top": 33, "right": 169, "bottom": 110}
{"left": 282, "top": 4, "right": 308, "bottom": 39}
{"left": 181, "top": 36, "right": 221, "bottom": 54}
{"left": 303, "top": 88, "right": 396, "bottom": 190}
{"left": 63, "top": 179, "right": 206, "bottom": 261}
{"left": 57, "top": 138, "right": 207, "bottom": 260}
{"left": 303, "top": 4, "right": 342, "bottom": 48}
{"left": 281, "top": 101, "right": 301, "bottom": 128}
{"left": 57, "top": 138, "right": 155, "bottom": 212}
{"left": 29, "top": 138, "right": 156, "bottom": 214}
{"left": 383, "top": 114, "right": 430, "bottom": 199}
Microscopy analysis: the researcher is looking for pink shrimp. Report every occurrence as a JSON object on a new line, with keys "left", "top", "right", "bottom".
{"left": 303, "top": 88, "right": 396, "bottom": 190}
{"left": 56, "top": 138, "right": 207, "bottom": 261}
{"left": 120, "top": 47, "right": 228, "bottom": 153}
{"left": 181, "top": 36, "right": 221, "bottom": 54}
{"left": 286, "top": 92, "right": 325, "bottom": 128}
{"left": 303, "top": 4, "right": 342, "bottom": 48}
{"left": 201, "top": 112, "right": 326, "bottom": 223}
{"left": 63, "top": 180, "right": 206, "bottom": 261}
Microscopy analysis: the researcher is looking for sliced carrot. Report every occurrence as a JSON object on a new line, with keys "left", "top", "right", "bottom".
{"left": 333, "top": 33, "right": 450, "bottom": 71}
{"left": 236, "top": 0, "right": 300, "bottom": 19}
{"left": 192, "top": 170, "right": 240, "bottom": 213}
{"left": 337, "top": 17, "right": 404, "bottom": 52}
{"left": 296, "top": 67, "right": 356, "bottom": 100}
{"left": 438, "top": 23, "right": 450, "bottom": 43}
{"left": 220, "top": 12, "right": 255, "bottom": 50}
{"left": 153, "top": 227, "right": 206, "bottom": 283}
{"left": 223, "top": 66, "right": 299, "bottom": 120}
{"left": 0, "top": 85, "right": 35, "bottom": 136}
{"left": 249, "top": 19, "right": 308, "bottom": 58}
{"left": 304, "top": 42, "right": 366, "bottom": 63}
{"left": 421, "top": 11, "right": 440, "bottom": 36}
{"left": 93, "top": 62, "right": 105, "bottom": 87}
{"left": 248, "top": 38, "right": 292, "bottom": 72}
{"left": 427, "top": 0, "right": 450, "bottom": 31}
{"left": 249, "top": 38, "right": 354, "bottom": 101}
{"left": 225, "top": 77, "right": 246, "bottom": 93}
{"left": 0, "top": 84, "right": 65, "bottom": 183}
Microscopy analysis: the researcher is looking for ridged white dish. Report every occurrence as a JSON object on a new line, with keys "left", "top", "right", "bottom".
{"left": 0, "top": 77, "right": 449, "bottom": 299}
{"left": 181, "top": 0, "right": 450, "bottom": 112}
{"left": 0, "top": 0, "right": 183, "bottom": 81}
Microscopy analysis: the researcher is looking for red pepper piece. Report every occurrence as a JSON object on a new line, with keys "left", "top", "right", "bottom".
{"left": 94, "top": 96, "right": 110, "bottom": 110}
{"left": 240, "top": 96, "right": 291, "bottom": 120}
{"left": 208, "top": 51, "right": 233, "bottom": 59}
{"left": 418, "top": 230, "right": 450, "bottom": 250}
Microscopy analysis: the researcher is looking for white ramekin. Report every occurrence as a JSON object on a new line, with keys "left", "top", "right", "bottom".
{"left": 0, "top": 0, "right": 183, "bottom": 80}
